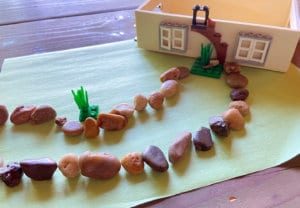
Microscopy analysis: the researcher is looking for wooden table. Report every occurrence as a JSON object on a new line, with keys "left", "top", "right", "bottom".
{"left": 1, "top": 1, "right": 300, "bottom": 207}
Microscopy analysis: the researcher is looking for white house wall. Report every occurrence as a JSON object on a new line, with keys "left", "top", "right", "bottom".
{"left": 135, "top": 10, "right": 300, "bottom": 72}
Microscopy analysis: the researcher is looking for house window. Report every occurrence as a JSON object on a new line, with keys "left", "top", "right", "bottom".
{"left": 159, "top": 22, "right": 188, "bottom": 52}
{"left": 235, "top": 32, "right": 272, "bottom": 65}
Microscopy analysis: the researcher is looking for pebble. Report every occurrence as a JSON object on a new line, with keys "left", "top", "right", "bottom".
{"left": 177, "top": 66, "right": 190, "bottom": 80}
{"left": 148, "top": 92, "right": 164, "bottom": 110}
{"left": 193, "top": 127, "right": 214, "bottom": 151}
{"left": 79, "top": 151, "right": 121, "bottom": 179}
{"left": 0, "top": 158, "right": 3, "bottom": 167}
{"left": 222, "top": 108, "right": 245, "bottom": 130}
{"left": 226, "top": 73, "right": 248, "bottom": 88}
{"left": 20, "top": 158, "right": 57, "bottom": 180}
{"left": 224, "top": 62, "right": 241, "bottom": 74}
{"left": 84, "top": 117, "right": 99, "bottom": 138}
{"left": 55, "top": 117, "right": 67, "bottom": 126}
{"left": 121, "top": 152, "right": 144, "bottom": 174}
{"left": 58, "top": 153, "right": 80, "bottom": 178}
{"left": 230, "top": 88, "right": 249, "bottom": 101}
{"left": 30, "top": 105, "right": 57, "bottom": 124}
{"left": 133, "top": 94, "right": 148, "bottom": 111}
{"left": 110, "top": 103, "right": 135, "bottom": 118}
{"left": 160, "top": 80, "right": 179, "bottom": 98}
{"left": 97, "top": 113, "right": 127, "bottom": 130}
{"left": 10, "top": 105, "right": 36, "bottom": 125}
{"left": 229, "top": 101, "right": 250, "bottom": 116}
{"left": 160, "top": 67, "right": 180, "bottom": 82}
{"left": 209, "top": 116, "right": 230, "bottom": 137}
{"left": 0, "top": 162, "right": 23, "bottom": 187}
{"left": 0, "top": 104, "right": 8, "bottom": 126}
{"left": 62, "top": 120, "right": 84, "bottom": 136}
{"left": 168, "top": 131, "right": 192, "bottom": 164}
{"left": 142, "top": 145, "right": 169, "bottom": 172}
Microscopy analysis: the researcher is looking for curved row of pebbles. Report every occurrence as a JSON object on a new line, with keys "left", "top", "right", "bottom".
{"left": 0, "top": 63, "right": 250, "bottom": 187}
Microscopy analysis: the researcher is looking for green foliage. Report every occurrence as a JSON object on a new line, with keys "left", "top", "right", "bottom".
{"left": 200, "top": 43, "right": 213, "bottom": 66}
{"left": 71, "top": 86, "right": 98, "bottom": 122}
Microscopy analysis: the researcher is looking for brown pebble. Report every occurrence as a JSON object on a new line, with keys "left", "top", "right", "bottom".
{"left": 20, "top": 158, "right": 57, "bottom": 180}
{"left": 134, "top": 94, "right": 148, "bottom": 111}
{"left": 160, "top": 67, "right": 180, "bottom": 82}
{"left": 0, "top": 104, "right": 8, "bottom": 126}
{"left": 229, "top": 101, "right": 250, "bottom": 116}
{"left": 30, "top": 105, "right": 57, "bottom": 124}
{"left": 110, "top": 103, "right": 135, "bottom": 118}
{"left": 62, "top": 120, "right": 84, "bottom": 136}
{"left": 121, "top": 152, "right": 144, "bottom": 174}
{"left": 142, "top": 145, "right": 169, "bottom": 172}
{"left": 58, "top": 153, "right": 80, "bottom": 178}
{"left": 79, "top": 151, "right": 121, "bottom": 179}
{"left": 193, "top": 127, "right": 214, "bottom": 151}
{"left": 84, "top": 117, "right": 99, "bottom": 138}
{"left": 148, "top": 92, "right": 164, "bottom": 110}
{"left": 10, "top": 105, "right": 36, "bottom": 125}
{"left": 97, "top": 113, "right": 127, "bottom": 130}
{"left": 224, "top": 62, "right": 241, "bottom": 74}
{"left": 226, "top": 73, "right": 248, "bottom": 88}
{"left": 209, "top": 116, "right": 230, "bottom": 137}
{"left": 222, "top": 108, "right": 245, "bottom": 130}
{"left": 55, "top": 117, "right": 67, "bottom": 126}
{"left": 160, "top": 80, "right": 179, "bottom": 98}
{"left": 0, "top": 162, "right": 23, "bottom": 187}
{"left": 168, "top": 131, "right": 192, "bottom": 164}
{"left": 177, "top": 66, "right": 190, "bottom": 79}
{"left": 230, "top": 88, "right": 249, "bottom": 101}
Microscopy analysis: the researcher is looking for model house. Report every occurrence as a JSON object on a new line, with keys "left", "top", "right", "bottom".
{"left": 135, "top": 0, "right": 300, "bottom": 72}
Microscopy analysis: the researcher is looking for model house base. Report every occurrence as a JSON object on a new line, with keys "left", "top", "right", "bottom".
{"left": 135, "top": 0, "right": 300, "bottom": 72}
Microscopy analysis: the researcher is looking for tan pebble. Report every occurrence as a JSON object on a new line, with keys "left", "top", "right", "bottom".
{"left": 121, "top": 152, "right": 144, "bottom": 174}
{"left": 0, "top": 104, "right": 9, "bottom": 126}
{"left": 110, "top": 103, "right": 135, "bottom": 118}
{"left": 148, "top": 92, "right": 164, "bottom": 110}
{"left": 134, "top": 94, "right": 148, "bottom": 111}
{"left": 55, "top": 117, "right": 67, "bottom": 126}
{"left": 226, "top": 73, "right": 248, "bottom": 88}
{"left": 58, "top": 153, "right": 80, "bottom": 178}
{"left": 160, "top": 67, "right": 180, "bottom": 82}
{"left": 84, "top": 117, "right": 99, "bottom": 138}
{"left": 222, "top": 108, "right": 245, "bottom": 130}
{"left": 97, "top": 113, "right": 127, "bottom": 130}
{"left": 79, "top": 151, "right": 121, "bottom": 179}
{"left": 168, "top": 131, "right": 192, "bottom": 164}
{"left": 160, "top": 80, "right": 179, "bottom": 98}
{"left": 10, "top": 105, "right": 36, "bottom": 125}
{"left": 224, "top": 62, "right": 241, "bottom": 74}
{"left": 62, "top": 120, "right": 84, "bottom": 136}
{"left": 30, "top": 105, "right": 57, "bottom": 124}
{"left": 229, "top": 101, "right": 250, "bottom": 116}
{"left": 177, "top": 66, "right": 190, "bottom": 80}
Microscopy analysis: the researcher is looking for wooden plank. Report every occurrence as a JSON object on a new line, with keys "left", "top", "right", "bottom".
{"left": 134, "top": 154, "right": 300, "bottom": 208}
{"left": 0, "top": 10, "right": 137, "bottom": 69}
{"left": 0, "top": 0, "right": 144, "bottom": 25}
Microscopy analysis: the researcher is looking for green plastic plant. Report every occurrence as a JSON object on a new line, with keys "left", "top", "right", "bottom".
{"left": 199, "top": 43, "right": 213, "bottom": 66}
{"left": 71, "top": 86, "right": 99, "bottom": 122}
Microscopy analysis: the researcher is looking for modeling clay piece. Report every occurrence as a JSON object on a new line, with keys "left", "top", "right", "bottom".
{"left": 71, "top": 86, "right": 99, "bottom": 122}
